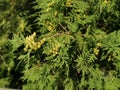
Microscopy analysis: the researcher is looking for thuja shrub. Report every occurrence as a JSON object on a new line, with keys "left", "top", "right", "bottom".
{"left": 0, "top": 0, "right": 120, "bottom": 90}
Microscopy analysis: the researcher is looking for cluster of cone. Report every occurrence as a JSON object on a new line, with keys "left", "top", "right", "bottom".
{"left": 24, "top": 32, "right": 46, "bottom": 52}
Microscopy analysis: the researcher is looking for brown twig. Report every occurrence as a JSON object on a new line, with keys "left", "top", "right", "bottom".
{"left": 58, "top": 23, "right": 68, "bottom": 32}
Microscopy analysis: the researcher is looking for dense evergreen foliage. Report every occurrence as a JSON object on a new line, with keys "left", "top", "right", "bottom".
{"left": 0, "top": 0, "right": 120, "bottom": 90}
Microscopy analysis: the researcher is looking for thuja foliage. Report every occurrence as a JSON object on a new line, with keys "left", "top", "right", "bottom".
{"left": 0, "top": 0, "right": 120, "bottom": 90}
